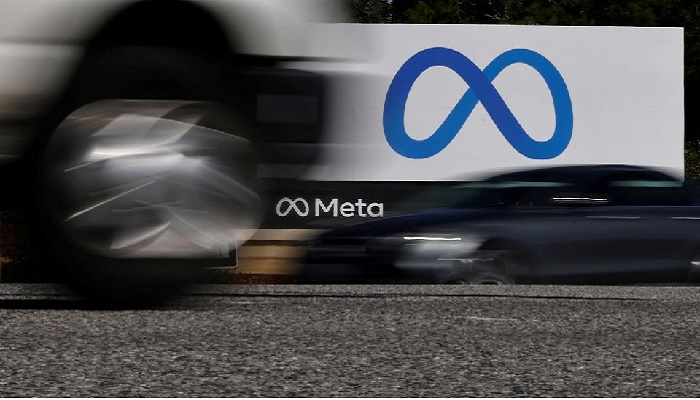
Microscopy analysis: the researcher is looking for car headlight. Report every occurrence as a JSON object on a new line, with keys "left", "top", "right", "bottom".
{"left": 392, "top": 232, "right": 485, "bottom": 275}
{"left": 366, "top": 232, "right": 480, "bottom": 254}
{"left": 400, "top": 233, "right": 465, "bottom": 242}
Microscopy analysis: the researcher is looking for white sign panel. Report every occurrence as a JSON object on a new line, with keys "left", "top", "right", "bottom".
{"left": 296, "top": 24, "right": 684, "bottom": 181}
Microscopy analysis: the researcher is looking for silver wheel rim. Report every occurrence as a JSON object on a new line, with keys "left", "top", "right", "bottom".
{"left": 42, "top": 100, "right": 262, "bottom": 259}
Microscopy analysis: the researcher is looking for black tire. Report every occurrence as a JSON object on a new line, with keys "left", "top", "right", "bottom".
{"left": 455, "top": 266, "right": 515, "bottom": 285}
{"left": 32, "top": 47, "right": 261, "bottom": 306}
{"left": 448, "top": 247, "right": 525, "bottom": 285}
{"left": 63, "top": 46, "right": 236, "bottom": 110}
{"left": 688, "top": 255, "right": 700, "bottom": 284}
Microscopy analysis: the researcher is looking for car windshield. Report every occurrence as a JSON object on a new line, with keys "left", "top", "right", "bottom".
{"left": 606, "top": 178, "right": 690, "bottom": 205}
{"left": 397, "top": 167, "right": 695, "bottom": 211}
{"left": 397, "top": 180, "right": 573, "bottom": 210}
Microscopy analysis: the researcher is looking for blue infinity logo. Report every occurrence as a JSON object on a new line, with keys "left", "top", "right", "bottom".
{"left": 383, "top": 47, "right": 573, "bottom": 159}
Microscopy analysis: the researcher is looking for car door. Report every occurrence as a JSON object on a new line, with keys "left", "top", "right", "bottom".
{"left": 580, "top": 172, "right": 698, "bottom": 281}
{"left": 495, "top": 172, "right": 692, "bottom": 282}
{"left": 462, "top": 176, "right": 621, "bottom": 280}
{"left": 506, "top": 185, "right": 632, "bottom": 280}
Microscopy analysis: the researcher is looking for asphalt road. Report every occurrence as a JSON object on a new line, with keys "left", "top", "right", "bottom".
{"left": 0, "top": 283, "right": 699, "bottom": 397}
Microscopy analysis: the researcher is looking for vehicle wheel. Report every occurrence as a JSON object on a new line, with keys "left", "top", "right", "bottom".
{"left": 448, "top": 265, "right": 515, "bottom": 285}
{"left": 454, "top": 267, "right": 515, "bottom": 285}
{"left": 449, "top": 248, "right": 522, "bottom": 285}
{"left": 31, "top": 47, "right": 263, "bottom": 305}
{"left": 688, "top": 255, "right": 700, "bottom": 284}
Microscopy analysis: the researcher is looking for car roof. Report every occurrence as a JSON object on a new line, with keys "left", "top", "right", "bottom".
{"left": 482, "top": 164, "right": 677, "bottom": 183}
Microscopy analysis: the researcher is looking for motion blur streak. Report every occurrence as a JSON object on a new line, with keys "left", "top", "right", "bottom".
{"left": 42, "top": 100, "right": 262, "bottom": 259}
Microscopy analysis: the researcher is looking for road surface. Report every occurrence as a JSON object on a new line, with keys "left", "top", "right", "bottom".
{"left": 0, "top": 283, "right": 698, "bottom": 397}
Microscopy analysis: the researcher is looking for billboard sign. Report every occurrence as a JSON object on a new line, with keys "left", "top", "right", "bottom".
{"left": 298, "top": 24, "right": 684, "bottom": 181}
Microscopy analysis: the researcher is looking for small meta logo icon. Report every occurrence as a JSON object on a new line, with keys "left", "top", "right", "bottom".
{"left": 383, "top": 47, "right": 573, "bottom": 160}
{"left": 276, "top": 197, "right": 310, "bottom": 217}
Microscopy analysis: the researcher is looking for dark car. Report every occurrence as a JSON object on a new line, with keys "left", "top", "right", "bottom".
{"left": 300, "top": 164, "right": 700, "bottom": 285}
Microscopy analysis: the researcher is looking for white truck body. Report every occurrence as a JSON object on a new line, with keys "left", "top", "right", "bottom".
{"left": 0, "top": 0, "right": 345, "bottom": 159}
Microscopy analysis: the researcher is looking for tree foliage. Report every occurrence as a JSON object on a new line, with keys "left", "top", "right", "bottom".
{"left": 349, "top": 0, "right": 696, "bottom": 65}
{"left": 351, "top": 0, "right": 692, "bottom": 24}
{"left": 350, "top": 0, "right": 394, "bottom": 23}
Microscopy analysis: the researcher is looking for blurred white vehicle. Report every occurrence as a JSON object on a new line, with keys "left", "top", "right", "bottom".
{"left": 0, "top": 0, "right": 345, "bottom": 303}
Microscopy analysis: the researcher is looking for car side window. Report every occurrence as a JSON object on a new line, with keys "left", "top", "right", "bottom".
{"left": 605, "top": 177, "right": 690, "bottom": 206}
{"left": 510, "top": 182, "right": 584, "bottom": 207}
